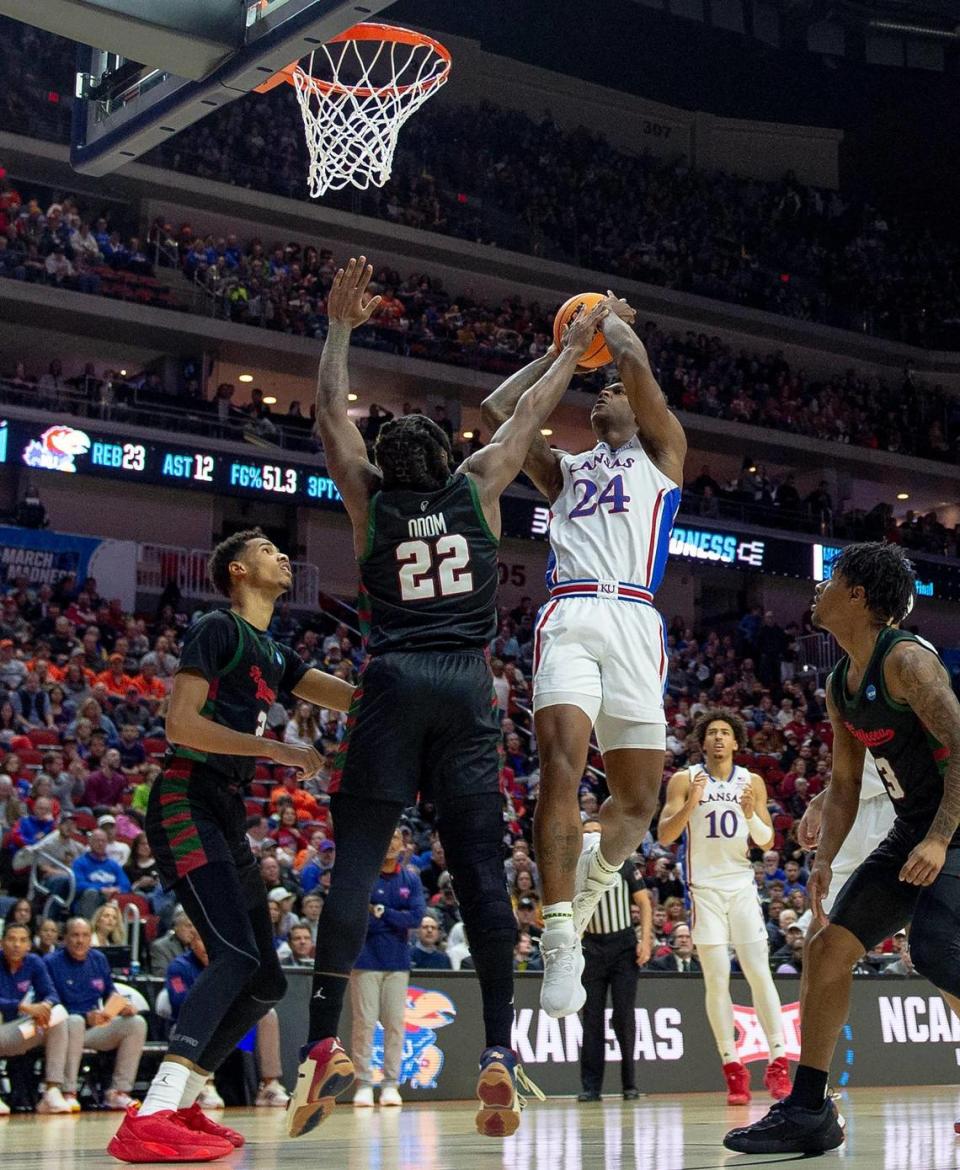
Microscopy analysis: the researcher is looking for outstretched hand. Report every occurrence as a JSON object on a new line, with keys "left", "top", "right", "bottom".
{"left": 603, "top": 289, "right": 637, "bottom": 325}
{"left": 327, "top": 256, "right": 382, "bottom": 329}
{"left": 561, "top": 301, "right": 609, "bottom": 358}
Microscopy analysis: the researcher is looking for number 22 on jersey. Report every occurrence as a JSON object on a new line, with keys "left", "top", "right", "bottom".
{"left": 395, "top": 534, "right": 473, "bottom": 602}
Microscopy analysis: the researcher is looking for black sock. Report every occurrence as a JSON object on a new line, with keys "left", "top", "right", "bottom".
{"left": 787, "top": 1064, "right": 828, "bottom": 1110}
{"left": 306, "top": 972, "right": 349, "bottom": 1049}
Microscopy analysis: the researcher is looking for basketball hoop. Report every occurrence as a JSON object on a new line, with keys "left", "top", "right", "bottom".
{"left": 255, "top": 23, "right": 451, "bottom": 198}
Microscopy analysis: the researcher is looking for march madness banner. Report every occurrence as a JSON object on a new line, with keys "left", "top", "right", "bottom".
{"left": 277, "top": 972, "right": 960, "bottom": 1097}
{"left": 0, "top": 526, "right": 137, "bottom": 610}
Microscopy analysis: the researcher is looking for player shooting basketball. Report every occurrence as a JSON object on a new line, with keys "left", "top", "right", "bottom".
{"left": 290, "top": 257, "right": 605, "bottom": 1140}
{"left": 482, "top": 292, "right": 687, "bottom": 1019}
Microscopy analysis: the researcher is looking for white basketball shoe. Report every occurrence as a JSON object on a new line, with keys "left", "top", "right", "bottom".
{"left": 572, "top": 833, "right": 620, "bottom": 935}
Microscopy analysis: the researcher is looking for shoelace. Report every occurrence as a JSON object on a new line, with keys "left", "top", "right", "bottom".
{"left": 542, "top": 941, "right": 580, "bottom": 976}
{"left": 515, "top": 1066, "right": 546, "bottom": 1110}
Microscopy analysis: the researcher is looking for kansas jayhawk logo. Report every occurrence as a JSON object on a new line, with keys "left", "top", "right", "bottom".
{"left": 369, "top": 987, "right": 457, "bottom": 1089}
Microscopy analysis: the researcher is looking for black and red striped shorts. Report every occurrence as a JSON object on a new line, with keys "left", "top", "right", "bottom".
{"left": 145, "top": 761, "right": 254, "bottom": 890}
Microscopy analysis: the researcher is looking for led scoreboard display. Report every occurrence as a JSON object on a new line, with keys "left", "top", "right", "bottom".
{"left": 5, "top": 418, "right": 959, "bottom": 602}
{"left": 4, "top": 419, "right": 343, "bottom": 512}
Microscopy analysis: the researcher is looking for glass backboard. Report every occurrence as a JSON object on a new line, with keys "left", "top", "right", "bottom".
{"left": 55, "top": 0, "right": 395, "bottom": 175}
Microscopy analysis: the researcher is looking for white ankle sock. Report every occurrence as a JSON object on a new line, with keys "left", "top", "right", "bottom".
{"left": 178, "top": 1069, "right": 207, "bottom": 1110}
{"left": 542, "top": 903, "right": 575, "bottom": 942}
{"left": 140, "top": 1061, "right": 191, "bottom": 1117}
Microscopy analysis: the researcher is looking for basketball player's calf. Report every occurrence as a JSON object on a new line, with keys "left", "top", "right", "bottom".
{"left": 438, "top": 793, "right": 535, "bottom": 1137}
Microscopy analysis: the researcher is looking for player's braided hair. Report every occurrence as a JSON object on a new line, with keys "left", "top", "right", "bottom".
{"left": 692, "top": 708, "right": 749, "bottom": 751}
{"left": 374, "top": 414, "right": 452, "bottom": 492}
{"left": 207, "top": 527, "right": 267, "bottom": 598}
{"left": 831, "top": 541, "right": 916, "bottom": 625}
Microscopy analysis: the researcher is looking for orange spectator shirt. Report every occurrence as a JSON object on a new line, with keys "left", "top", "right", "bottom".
{"left": 96, "top": 669, "right": 137, "bottom": 697}
{"left": 269, "top": 785, "right": 323, "bottom": 822}
{"left": 133, "top": 675, "right": 167, "bottom": 701}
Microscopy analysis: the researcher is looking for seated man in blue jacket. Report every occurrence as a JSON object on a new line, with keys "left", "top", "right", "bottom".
{"left": 166, "top": 927, "right": 288, "bottom": 1109}
{"left": 0, "top": 922, "right": 70, "bottom": 1114}
{"left": 350, "top": 828, "right": 426, "bottom": 1108}
{"left": 67, "top": 829, "right": 131, "bottom": 919}
{"left": 45, "top": 917, "right": 147, "bottom": 1111}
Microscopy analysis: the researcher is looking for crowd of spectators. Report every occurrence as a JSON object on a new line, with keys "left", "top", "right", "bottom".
{"left": 5, "top": 13, "right": 960, "bottom": 349}
{"left": 151, "top": 93, "right": 960, "bottom": 349}
{"left": 6, "top": 189, "right": 960, "bottom": 474}
{"left": 0, "top": 526, "right": 926, "bottom": 1105}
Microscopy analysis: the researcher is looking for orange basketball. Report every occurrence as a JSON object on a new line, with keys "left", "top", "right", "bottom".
{"left": 552, "top": 291, "right": 612, "bottom": 370}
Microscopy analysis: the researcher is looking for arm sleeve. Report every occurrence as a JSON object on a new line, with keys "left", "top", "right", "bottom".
{"left": 177, "top": 614, "right": 238, "bottom": 683}
{"left": 279, "top": 643, "right": 310, "bottom": 694}
{"left": 625, "top": 866, "right": 644, "bottom": 897}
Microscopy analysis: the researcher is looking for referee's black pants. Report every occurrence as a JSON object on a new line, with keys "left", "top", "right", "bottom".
{"left": 580, "top": 929, "right": 639, "bottom": 1094}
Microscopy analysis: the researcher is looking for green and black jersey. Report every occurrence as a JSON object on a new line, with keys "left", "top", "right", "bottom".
{"left": 169, "top": 609, "right": 308, "bottom": 786}
{"left": 830, "top": 627, "right": 956, "bottom": 840}
{"left": 358, "top": 473, "right": 499, "bottom": 655}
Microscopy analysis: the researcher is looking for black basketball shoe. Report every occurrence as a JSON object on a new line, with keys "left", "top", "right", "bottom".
{"left": 723, "top": 1098, "right": 845, "bottom": 1154}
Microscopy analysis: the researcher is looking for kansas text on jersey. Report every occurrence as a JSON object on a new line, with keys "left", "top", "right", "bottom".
{"left": 545, "top": 435, "right": 681, "bottom": 601}
{"left": 683, "top": 764, "right": 754, "bottom": 888}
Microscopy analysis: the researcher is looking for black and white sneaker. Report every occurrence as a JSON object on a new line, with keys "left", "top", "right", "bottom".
{"left": 723, "top": 1099, "right": 845, "bottom": 1154}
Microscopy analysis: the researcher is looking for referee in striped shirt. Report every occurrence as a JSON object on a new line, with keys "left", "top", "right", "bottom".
{"left": 578, "top": 820, "right": 653, "bottom": 1102}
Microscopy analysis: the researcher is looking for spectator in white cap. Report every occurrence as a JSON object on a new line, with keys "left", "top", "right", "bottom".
{"left": 98, "top": 814, "right": 130, "bottom": 867}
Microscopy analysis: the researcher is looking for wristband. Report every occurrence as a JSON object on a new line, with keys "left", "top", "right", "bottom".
{"left": 747, "top": 814, "right": 771, "bottom": 841}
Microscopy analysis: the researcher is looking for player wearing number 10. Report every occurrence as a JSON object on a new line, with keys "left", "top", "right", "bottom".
{"left": 658, "top": 710, "right": 791, "bottom": 1105}
{"left": 290, "top": 258, "right": 601, "bottom": 1141}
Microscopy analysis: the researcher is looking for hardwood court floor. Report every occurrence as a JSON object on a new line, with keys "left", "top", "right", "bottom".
{"left": 2, "top": 1086, "right": 959, "bottom": 1170}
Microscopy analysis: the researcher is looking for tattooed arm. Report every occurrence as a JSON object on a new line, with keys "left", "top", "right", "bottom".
{"left": 885, "top": 641, "right": 960, "bottom": 885}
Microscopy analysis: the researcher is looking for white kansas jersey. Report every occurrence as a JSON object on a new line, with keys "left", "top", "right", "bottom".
{"left": 545, "top": 436, "right": 681, "bottom": 602}
{"left": 859, "top": 752, "right": 887, "bottom": 800}
{"left": 683, "top": 764, "right": 755, "bottom": 888}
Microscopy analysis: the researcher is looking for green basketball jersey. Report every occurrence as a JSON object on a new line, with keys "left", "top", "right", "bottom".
{"left": 830, "top": 627, "right": 955, "bottom": 839}
{"left": 358, "top": 473, "right": 499, "bottom": 655}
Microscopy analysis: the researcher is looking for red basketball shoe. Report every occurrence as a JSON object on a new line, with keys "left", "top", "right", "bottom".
{"left": 723, "top": 1061, "right": 752, "bottom": 1105}
{"left": 287, "top": 1037, "right": 356, "bottom": 1138}
{"left": 177, "top": 1103, "right": 245, "bottom": 1148}
{"left": 107, "top": 1105, "right": 234, "bottom": 1163}
{"left": 764, "top": 1057, "right": 792, "bottom": 1100}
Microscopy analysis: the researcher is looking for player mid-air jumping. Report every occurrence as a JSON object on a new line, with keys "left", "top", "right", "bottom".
{"left": 726, "top": 543, "right": 960, "bottom": 1155}
{"left": 483, "top": 293, "right": 686, "bottom": 1017}
{"left": 658, "top": 709, "right": 791, "bottom": 1104}
{"left": 290, "top": 258, "right": 605, "bottom": 1140}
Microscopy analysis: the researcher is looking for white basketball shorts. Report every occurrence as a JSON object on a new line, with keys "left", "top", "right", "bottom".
{"left": 822, "top": 792, "right": 896, "bottom": 915}
{"left": 531, "top": 597, "right": 667, "bottom": 751}
{"left": 688, "top": 880, "right": 768, "bottom": 948}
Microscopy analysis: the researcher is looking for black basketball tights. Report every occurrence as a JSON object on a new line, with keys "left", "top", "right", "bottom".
{"left": 310, "top": 792, "right": 517, "bottom": 1049}
{"left": 170, "top": 860, "right": 287, "bottom": 1072}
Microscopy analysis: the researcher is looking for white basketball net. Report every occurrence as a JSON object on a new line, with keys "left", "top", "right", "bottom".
{"left": 291, "top": 32, "right": 450, "bottom": 198}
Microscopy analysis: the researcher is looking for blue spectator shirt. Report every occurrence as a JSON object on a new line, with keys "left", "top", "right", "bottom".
{"left": 355, "top": 865, "right": 426, "bottom": 972}
{"left": 72, "top": 852, "right": 131, "bottom": 893}
{"left": 409, "top": 945, "right": 452, "bottom": 970}
{"left": 165, "top": 951, "right": 203, "bottom": 1019}
{"left": 0, "top": 953, "right": 59, "bottom": 1022}
{"left": 44, "top": 947, "right": 115, "bottom": 1014}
